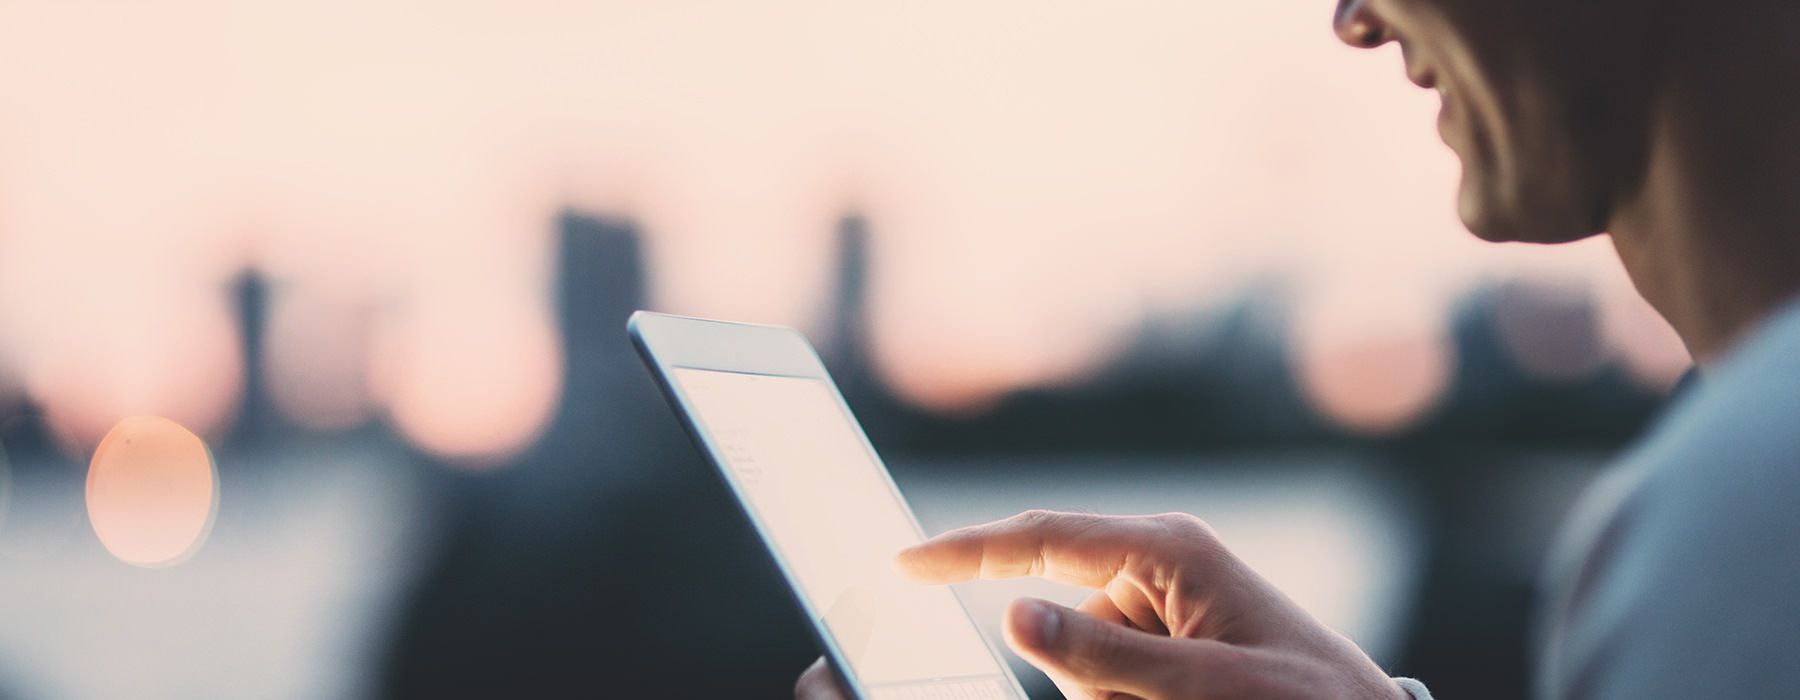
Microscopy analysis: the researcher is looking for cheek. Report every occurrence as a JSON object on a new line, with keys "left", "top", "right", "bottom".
{"left": 1441, "top": 5, "right": 1626, "bottom": 240}
{"left": 1437, "top": 56, "right": 1593, "bottom": 239}
{"left": 1389, "top": 1, "right": 1616, "bottom": 242}
{"left": 1454, "top": 118, "right": 1605, "bottom": 243}
{"left": 1434, "top": 73, "right": 1516, "bottom": 233}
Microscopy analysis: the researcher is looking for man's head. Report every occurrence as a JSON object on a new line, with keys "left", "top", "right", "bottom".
{"left": 1333, "top": 0, "right": 1667, "bottom": 244}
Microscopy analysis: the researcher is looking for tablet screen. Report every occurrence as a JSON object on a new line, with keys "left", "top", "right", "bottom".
{"left": 672, "top": 367, "right": 1019, "bottom": 699}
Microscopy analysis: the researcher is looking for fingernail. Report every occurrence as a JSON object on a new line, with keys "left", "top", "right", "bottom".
{"left": 1011, "top": 598, "right": 1061, "bottom": 650}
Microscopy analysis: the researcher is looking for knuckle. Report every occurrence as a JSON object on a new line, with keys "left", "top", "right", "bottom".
{"left": 1148, "top": 513, "right": 1235, "bottom": 571}
{"left": 1014, "top": 509, "right": 1060, "bottom": 526}
{"left": 1150, "top": 512, "right": 1211, "bottom": 537}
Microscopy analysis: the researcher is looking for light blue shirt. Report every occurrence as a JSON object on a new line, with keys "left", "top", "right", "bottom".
{"left": 1534, "top": 297, "right": 1800, "bottom": 698}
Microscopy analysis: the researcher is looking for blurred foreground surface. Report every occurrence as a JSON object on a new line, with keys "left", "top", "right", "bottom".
{"left": 0, "top": 436, "right": 1610, "bottom": 699}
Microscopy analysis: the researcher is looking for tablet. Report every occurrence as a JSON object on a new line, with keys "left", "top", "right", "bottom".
{"left": 629, "top": 311, "right": 1028, "bottom": 700}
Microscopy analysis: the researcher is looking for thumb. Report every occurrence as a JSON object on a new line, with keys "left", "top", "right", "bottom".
{"left": 1003, "top": 597, "right": 1232, "bottom": 698}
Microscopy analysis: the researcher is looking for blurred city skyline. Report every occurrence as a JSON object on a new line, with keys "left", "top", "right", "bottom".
{"left": 0, "top": 211, "right": 1651, "bottom": 697}
{"left": 0, "top": 0, "right": 1688, "bottom": 461}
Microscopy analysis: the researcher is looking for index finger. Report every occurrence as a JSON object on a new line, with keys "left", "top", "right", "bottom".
{"left": 896, "top": 510, "right": 1185, "bottom": 588}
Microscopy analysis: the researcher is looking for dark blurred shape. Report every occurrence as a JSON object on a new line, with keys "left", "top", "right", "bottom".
{"left": 378, "top": 213, "right": 815, "bottom": 698}
{"left": 877, "top": 295, "right": 1322, "bottom": 455}
{"left": 1377, "top": 289, "right": 1664, "bottom": 700}
{"left": 226, "top": 271, "right": 278, "bottom": 444}
{"left": 1489, "top": 281, "right": 1606, "bottom": 382}
{"left": 862, "top": 280, "right": 1666, "bottom": 457}
{"left": 1424, "top": 287, "right": 1660, "bottom": 444}
{"left": 0, "top": 410, "right": 87, "bottom": 562}
{"left": 817, "top": 215, "right": 907, "bottom": 450}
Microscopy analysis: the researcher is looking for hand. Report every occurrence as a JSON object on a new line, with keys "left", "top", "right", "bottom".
{"left": 795, "top": 510, "right": 1408, "bottom": 700}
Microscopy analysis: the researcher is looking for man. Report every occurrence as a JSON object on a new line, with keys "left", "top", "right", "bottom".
{"left": 800, "top": 0, "right": 1800, "bottom": 697}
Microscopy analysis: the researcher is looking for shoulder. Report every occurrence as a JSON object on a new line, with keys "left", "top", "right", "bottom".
{"left": 1540, "top": 299, "right": 1800, "bottom": 699}
{"left": 1637, "top": 300, "right": 1800, "bottom": 519}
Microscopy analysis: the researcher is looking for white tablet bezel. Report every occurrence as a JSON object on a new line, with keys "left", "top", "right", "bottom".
{"left": 628, "top": 310, "right": 1028, "bottom": 699}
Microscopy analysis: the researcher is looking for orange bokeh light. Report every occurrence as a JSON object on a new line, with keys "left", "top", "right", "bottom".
{"left": 1290, "top": 290, "right": 1453, "bottom": 435}
{"left": 377, "top": 302, "right": 563, "bottom": 466}
{"left": 85, "top": 416, "right": 218, "bottom": 567}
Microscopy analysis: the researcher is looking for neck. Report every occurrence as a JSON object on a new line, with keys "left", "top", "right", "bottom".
{"left": 1607, "top": 3, "right": 1800, "bottom": 366}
